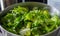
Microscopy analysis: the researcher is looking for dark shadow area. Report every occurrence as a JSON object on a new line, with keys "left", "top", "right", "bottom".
{"left": 0, "top": 5, "right": 1, "bottom": 11}
{"left": 17, "top": 0, "right": 47, "bottom": 4}
{"left": 25, "top": 0, "right": 43, "bottom": 2}
{"left": 25, "top": 0, "right": 47, "bottom": 4}
{"left": 18, "top": 0, "right": 22, "bottom": 3}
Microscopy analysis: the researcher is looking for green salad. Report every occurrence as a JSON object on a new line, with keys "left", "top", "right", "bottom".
{"left": 0, "top": 6, "right": 60, "bottom": 36}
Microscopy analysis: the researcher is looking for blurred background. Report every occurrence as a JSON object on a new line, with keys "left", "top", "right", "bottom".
{"left": 3, "top": 0, "right": 47, "bottom": 7}
{"left": 0, "top": 0, "right": 60, "bottom": 11}
{"left": 0, "top": 0, "right": 47, "bottom": 11}
{"left": 0, "top": 0, "right": 1, "bottom": 10}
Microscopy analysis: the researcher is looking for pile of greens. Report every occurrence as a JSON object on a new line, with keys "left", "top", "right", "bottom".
{"left": 0, "top": 6, "right": 60, "bottom": 36}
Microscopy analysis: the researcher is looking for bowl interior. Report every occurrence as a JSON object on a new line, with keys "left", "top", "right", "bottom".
{"left": 0, "top": 2, "right": 60, "bottom": 36}
{"left": 0, "top": 2, "right": 51, "bottom": 17}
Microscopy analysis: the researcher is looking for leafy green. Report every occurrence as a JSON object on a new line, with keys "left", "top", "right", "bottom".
{"left": 1, "top": 6, "right": 60, "bottom": 36}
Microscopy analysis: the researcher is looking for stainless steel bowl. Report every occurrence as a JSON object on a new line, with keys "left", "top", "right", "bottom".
{"left": 0, "top": 2, "right": 60, "bottom": 36}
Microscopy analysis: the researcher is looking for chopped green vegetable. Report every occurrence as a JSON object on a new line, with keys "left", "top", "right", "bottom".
{"left": 1, "top": 6, "right": 60, "bottom": 36}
